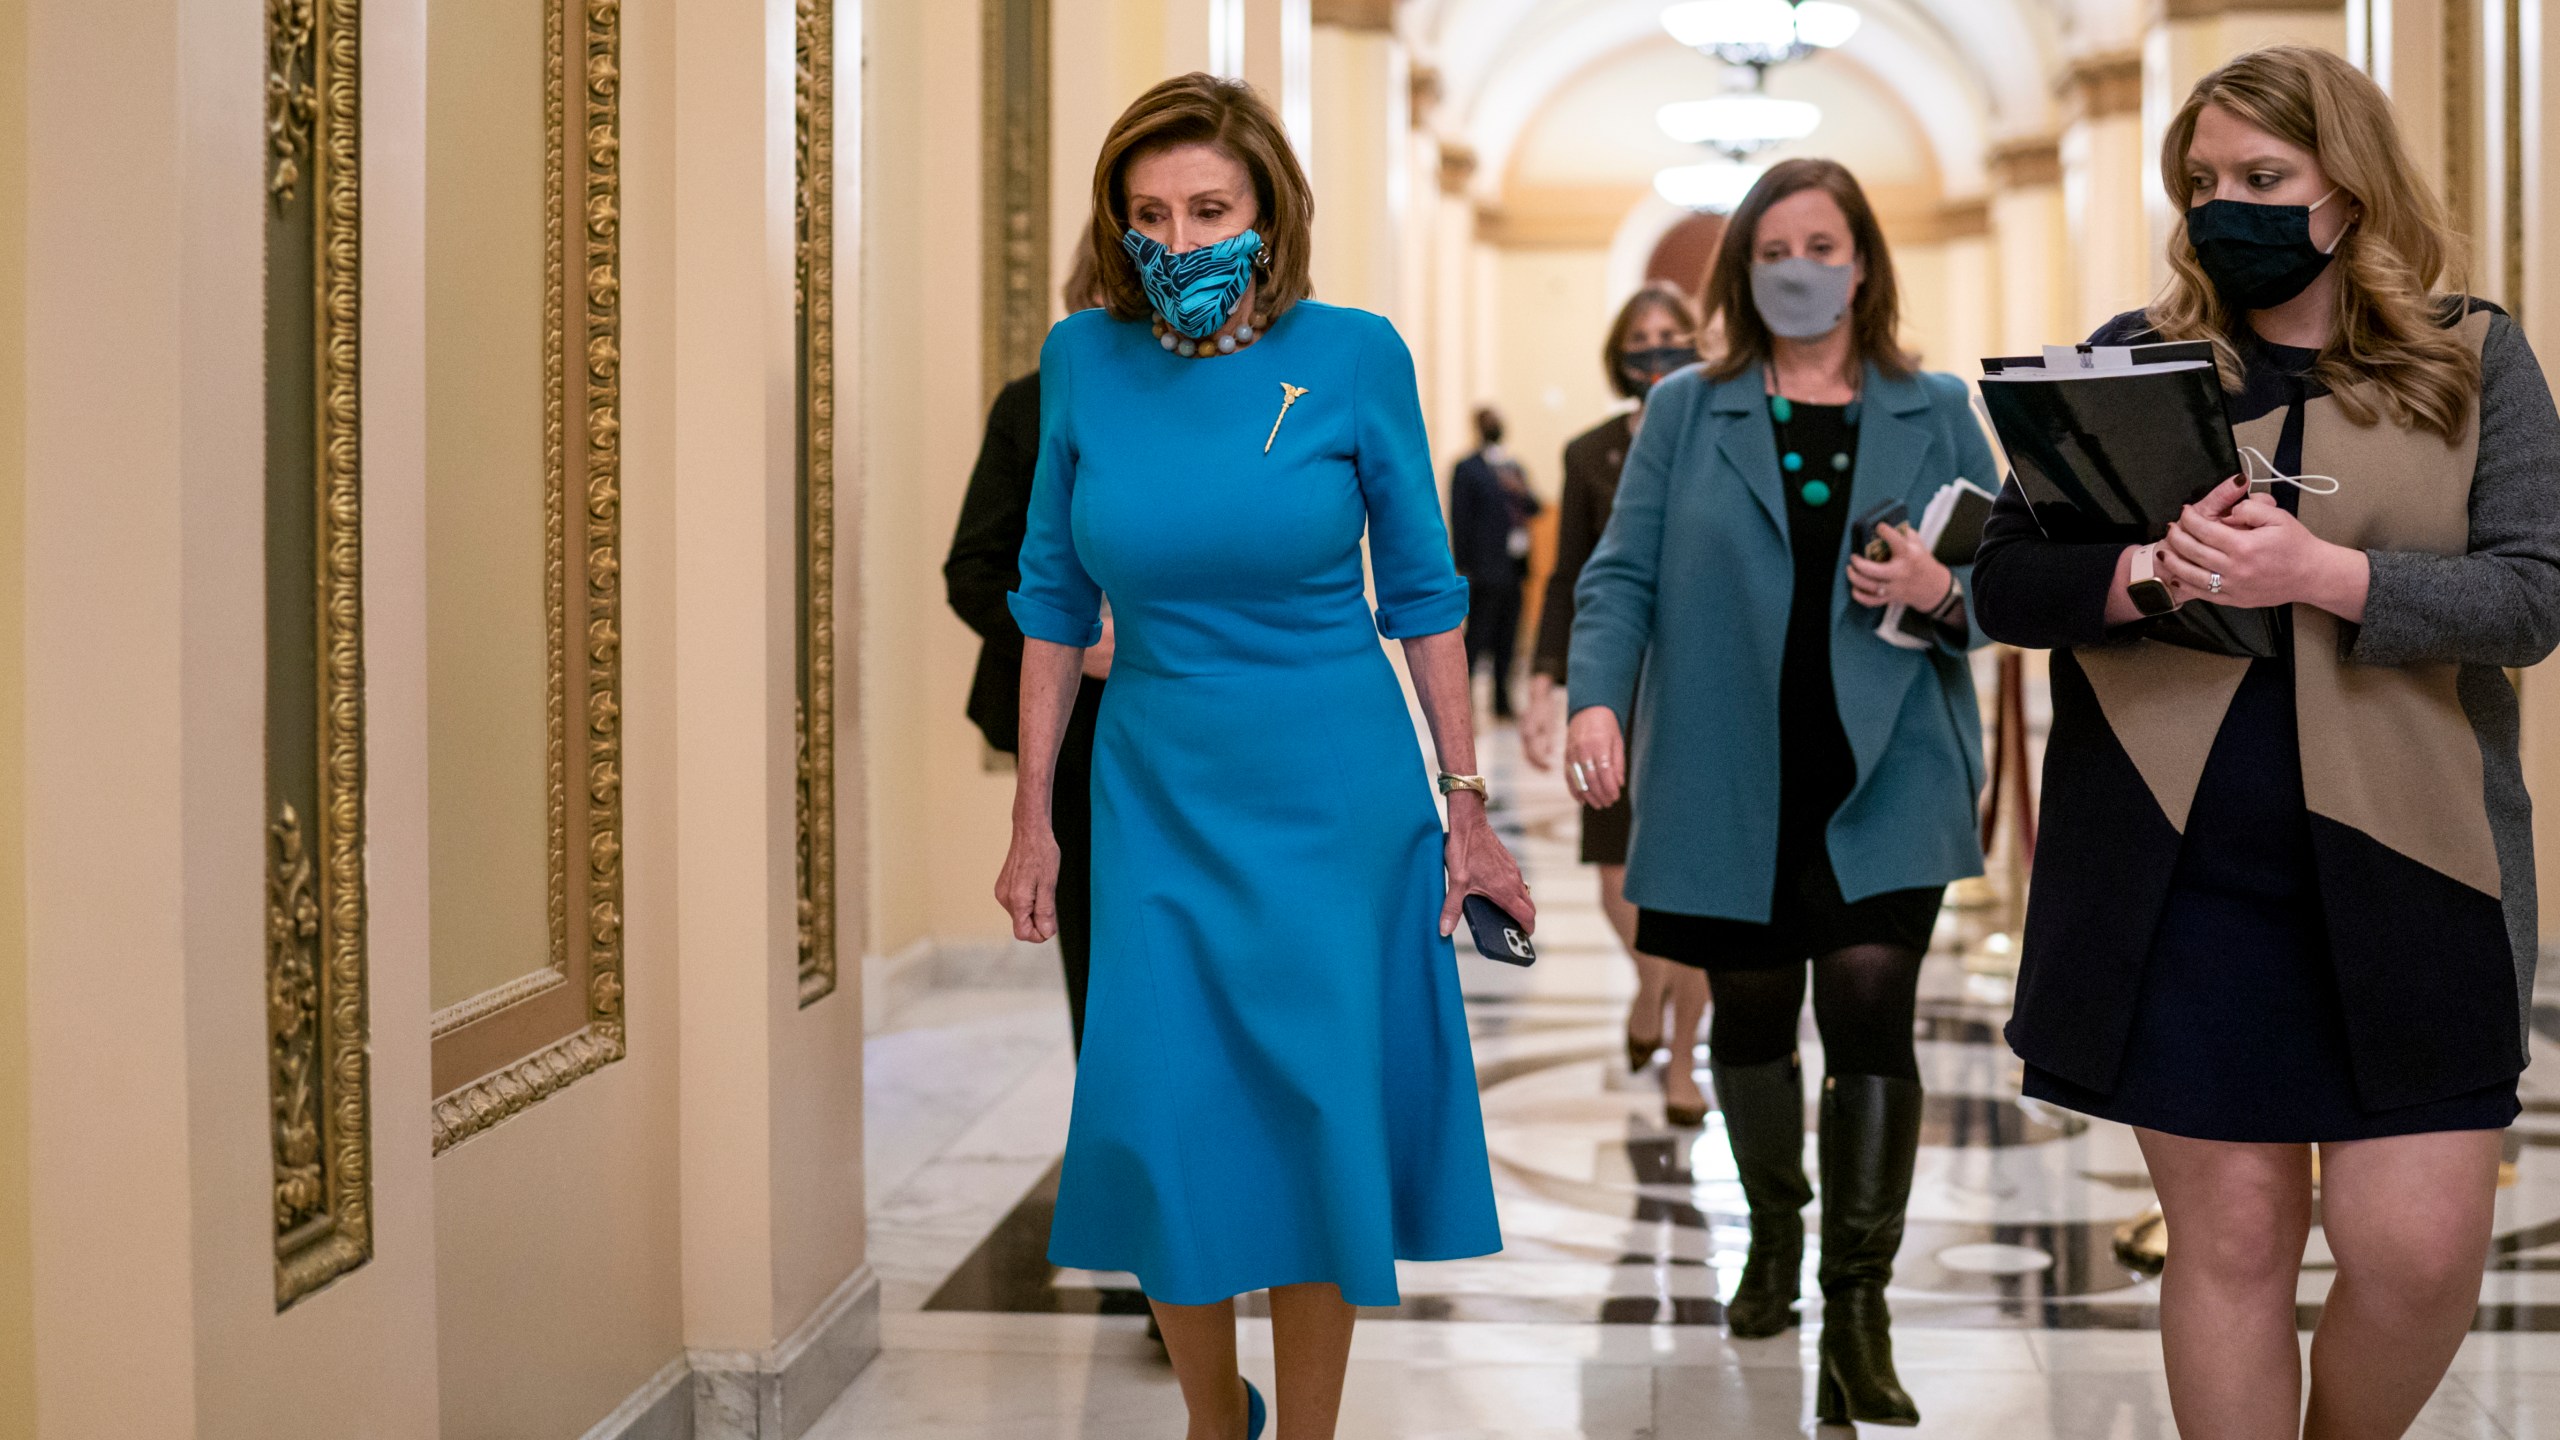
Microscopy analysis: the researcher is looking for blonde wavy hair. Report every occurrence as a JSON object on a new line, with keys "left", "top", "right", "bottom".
{"left": 2150, "top": 46, "right": 2478, "bottom": 440}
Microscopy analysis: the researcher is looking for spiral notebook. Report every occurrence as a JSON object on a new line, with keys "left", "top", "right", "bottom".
{"left": 1979, "top": 341, "right": 2276, "bottom": 659}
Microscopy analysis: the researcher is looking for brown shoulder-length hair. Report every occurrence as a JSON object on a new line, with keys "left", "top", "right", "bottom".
{"left": 1701, "top": 158, "right": 1911, "bottom": 385}
{"left": 1602, "top": 282, "right": 1703, "bottom": 398}
{"left": 2151, "top": 46, "right": 2478, "bottom": 439}
{"left": 1089, "top": 73, "right": 1315, "bottom": 329}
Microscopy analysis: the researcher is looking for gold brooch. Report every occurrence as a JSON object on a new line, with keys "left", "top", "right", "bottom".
{"left": 1265, "top": 383, "right": 1310, "bottom": 455}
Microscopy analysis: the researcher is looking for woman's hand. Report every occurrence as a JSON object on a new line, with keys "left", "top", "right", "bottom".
{"left": 1519, "top": 674, "right": 1564, "bottom": 770}
{"left": 1439, "top": 794, "right": 1536, "bottom": 938}
{"left": 2158, "top": 478, "right": 2371, "bottom": 619}
{"left": 1847, "top": 523, "right": 1954, "bottom": 611}
{"left": 1563, "top": 705, "right": 1627, "bottom": 809}
{"left": 994, "top": 822, "right": 1063, "bottom": 943}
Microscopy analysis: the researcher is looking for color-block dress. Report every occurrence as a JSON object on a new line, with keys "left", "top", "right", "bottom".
{"left": 1009, "top": 301, "right": 1502, "bottom": 1306}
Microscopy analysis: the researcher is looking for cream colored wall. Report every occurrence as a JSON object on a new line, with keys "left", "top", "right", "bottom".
{"left": 1489, "top": 247, "right": 1614, "bottom": 505}
{"left": 422, "top": 0, "right": 557, "bottom": 1012}
{"left": 0, "top": 0, "right": 28, "bottom": 1432}
{"left": 863, "top": 0, "right": 1019, "bottom": 955}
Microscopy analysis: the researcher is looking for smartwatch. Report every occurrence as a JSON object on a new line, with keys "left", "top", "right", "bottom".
{"left": 2127, "top": 543, "right": 2178, "bottom": 618}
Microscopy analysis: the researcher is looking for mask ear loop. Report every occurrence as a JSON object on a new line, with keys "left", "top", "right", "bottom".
{"left": 2238, "top": 444, "right": 2341, "bottom": 496}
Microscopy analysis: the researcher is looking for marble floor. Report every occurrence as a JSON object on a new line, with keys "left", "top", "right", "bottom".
{"left": 814, "top": 720, "right": 2560, "bottom": 1437}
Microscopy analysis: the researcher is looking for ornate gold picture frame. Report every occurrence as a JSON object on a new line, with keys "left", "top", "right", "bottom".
{"left": 428, "top": 0, "right": 625, "bottom": 1153}
{"left": 264, "top": 0, "right": 371, "bottom": 1309}
{"left": 980, "top": 0, "right": 1048, "bottom": 407}
{"left": 796, "top": 0, "right": 839, "bottom": 1007}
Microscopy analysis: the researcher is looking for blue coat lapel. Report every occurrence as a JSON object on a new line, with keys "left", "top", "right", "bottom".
{"left": 1831, "top": 366, "right": 1936, "bottom": 628}
{"left": 1707, "top": 370, "right": 1788, "bottom": 537}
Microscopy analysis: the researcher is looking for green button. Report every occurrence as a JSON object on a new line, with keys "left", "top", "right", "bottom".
{"left": 1801, "top": 480, "right": 1832, "bottom": 507}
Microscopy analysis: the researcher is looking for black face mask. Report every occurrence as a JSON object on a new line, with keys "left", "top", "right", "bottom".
{"left": 1618, "top": 345, "right": 1699, "bottom": 397}
{"left": 2186, "top": 190, "right": 2346, "bottom": 312}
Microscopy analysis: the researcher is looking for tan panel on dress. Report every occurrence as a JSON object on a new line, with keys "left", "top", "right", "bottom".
{"left": 2077, "top": 642, "right": 2253, "bottom": 833}
{"left": 2287, "top": 314, "right": 2498, "bottom": 896}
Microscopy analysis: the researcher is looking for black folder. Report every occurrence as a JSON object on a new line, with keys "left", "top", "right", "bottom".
{"left": 1979, "top": 342, "right": 2276, "bottom": 659}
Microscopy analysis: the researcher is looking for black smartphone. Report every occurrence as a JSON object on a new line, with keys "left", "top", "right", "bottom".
{"left": 1850, "top": 498, "right": 1909, "bottom": 563}
{"left": 1461, "top": 893, "right": 1537, "bottom": 967}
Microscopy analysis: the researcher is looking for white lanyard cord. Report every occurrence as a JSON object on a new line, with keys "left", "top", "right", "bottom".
{"left": 2238, "top": 444, "right": 2341, "bottom": 496}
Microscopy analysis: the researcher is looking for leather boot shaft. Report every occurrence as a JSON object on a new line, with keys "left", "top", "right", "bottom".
{"left": 1710, "top": 1057, "right": 1813, "bottom": 1338}
{"left": 1814, "top": 1073, "right": 1925, "bottom": 1426}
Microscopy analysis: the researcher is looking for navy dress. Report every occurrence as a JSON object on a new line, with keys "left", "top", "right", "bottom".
{"left": 2023, "top": 323, "right": 2521, "bottom": 1142}
{"left": 1010, "top": 301, "right": 1503, "bottom": 1306}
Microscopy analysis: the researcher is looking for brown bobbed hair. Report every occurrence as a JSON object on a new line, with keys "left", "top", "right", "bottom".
{"left": 1602, "top": 282, "right": 1703, "bottom": 398}
{"left": 2152, "top": 45, "right": 2478, "bottom": 439}
{"left": 1061, "top": 227, "right": 1103, "bottom": 313}
{"left": 1700, "top": 158, "right": 1911, "bottom": 385}
{"left": 1089, "top": 73, "right": 1315, "bottom": 330}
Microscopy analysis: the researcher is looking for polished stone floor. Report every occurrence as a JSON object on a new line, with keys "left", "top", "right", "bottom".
{"left": 814, "top": 720, "right": 2560, "bottom": 1437}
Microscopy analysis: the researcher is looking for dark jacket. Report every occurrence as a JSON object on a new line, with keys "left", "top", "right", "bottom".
{"left": 1975, "top": 303, "right": 2560, "bottom": 1109}
{"left": 1531, "top": 413, "right": 1633, "bottom": 683}
{"left": 946, "top": 372, "right": 1043, "bottom": 752}
{"left": 1568, "top": 362, "right": 1993, "bottom": 919}
{"left": 1448, "top": 448, "right": 1540, "bottom": 581}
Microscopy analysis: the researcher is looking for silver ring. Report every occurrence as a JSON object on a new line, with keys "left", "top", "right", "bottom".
{"left": 1568, "top": 761, "right": 1588, "bottom": 791}
{"left": 1593, "top": 755, "right": 1611, "bottom": 769}
{"left": 2208, "top": 572, "right": 2224, "bottom": 594}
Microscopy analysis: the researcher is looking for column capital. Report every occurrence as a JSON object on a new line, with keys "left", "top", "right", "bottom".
{"left": 1988, "top": 137, "right": 2063, "bottom": 189}
{"left": 1312, "top": 0, "right": 1396, "bottom": 28}
{"left": 1928, "top": 197, "right": 1993, "bottom": 241}
{"left": 1409, "top": 63, "right": 1442, "bottom": 128}
{"left": 2058, "top": 51, "right": 2144, "bottom": 126}
{"left": 1438, "top": 140, "right": 1478, "bottom": 194}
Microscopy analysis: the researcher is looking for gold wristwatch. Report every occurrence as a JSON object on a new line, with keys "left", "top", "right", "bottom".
{"left": 1437, "top": 773, "right": 1490, "bottom": 800}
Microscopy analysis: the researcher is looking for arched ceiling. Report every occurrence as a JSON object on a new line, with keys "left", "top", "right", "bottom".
{"left": 1403, "top": 0, "right": 2064, "bottom": 202}
{"left": 1510, "top": 39, "right": 1937, "bottom": 195}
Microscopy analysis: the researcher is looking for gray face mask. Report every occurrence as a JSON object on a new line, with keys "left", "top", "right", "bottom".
{"left": 1750, "top": 256, "right": 1857, "bottom": 339}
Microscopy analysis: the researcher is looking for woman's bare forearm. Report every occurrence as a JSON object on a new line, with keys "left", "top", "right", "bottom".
{"left": 1399, "top": 627, "right": 1478, "bottom": 782}
{"left": 1013, "top": 639, "right": 1085, "bottom": 826}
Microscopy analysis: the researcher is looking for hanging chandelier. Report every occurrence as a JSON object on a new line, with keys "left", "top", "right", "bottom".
{"left": 1660, "top": 0, "right": 1861, "bottom": 72}
{"left": 1657, "top": 93, "right": 1822, "bottom": 159}
{"left": 1653, "top": 161, "right": 1771, "bottom": 213}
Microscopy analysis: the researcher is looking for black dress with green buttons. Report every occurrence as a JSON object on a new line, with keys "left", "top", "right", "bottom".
{"left": 1632, "top": 397, "right": 1947, "bottom": 972}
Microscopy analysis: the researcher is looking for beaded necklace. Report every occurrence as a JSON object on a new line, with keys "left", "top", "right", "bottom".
{"left": 1152, "top": 296, "right": 1260, "bottom": 359}
{"left": 1766, "top": 389, "right": 1857, "bottom": 509}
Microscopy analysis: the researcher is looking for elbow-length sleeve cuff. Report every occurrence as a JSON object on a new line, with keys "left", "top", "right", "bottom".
{"left": 1374, "top": 575, "right": 1470, "bottom": 639}
{"left": 1007, "top": 589, "right": 1103, "bottom": 647}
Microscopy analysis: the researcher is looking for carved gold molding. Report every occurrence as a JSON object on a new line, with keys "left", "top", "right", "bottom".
{"left": 796, "top": 0, "right": 838, "bottom": 1007}
{"left": 430, "top": 0, "right": 624, "bottom": 1154}
{"left": 266, "top": 0, "right": 370, "bottom": 1309}
{"left": 980, "top": 0, "right": 1050, "bottom": 407}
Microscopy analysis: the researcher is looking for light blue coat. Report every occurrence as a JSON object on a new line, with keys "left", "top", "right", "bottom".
{"left": 1567, "top": 361, "right": 1995, "bottom": 920}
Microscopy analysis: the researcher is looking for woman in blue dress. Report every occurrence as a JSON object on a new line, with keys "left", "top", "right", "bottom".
{"left": 995, "top": 75, "right": 1532, "bottom": 1440}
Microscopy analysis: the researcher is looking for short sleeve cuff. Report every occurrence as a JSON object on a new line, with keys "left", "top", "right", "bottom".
{"left": 1007, "top": 589, "right": 1103, "bottom": 647}
{"left": 1374, "top": 578, "right": 1470, "bottom": 640}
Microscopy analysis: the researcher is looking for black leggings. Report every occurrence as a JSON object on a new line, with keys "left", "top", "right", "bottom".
{"left": 1705, "top": 943, "right": 1924, "bottom": 1081}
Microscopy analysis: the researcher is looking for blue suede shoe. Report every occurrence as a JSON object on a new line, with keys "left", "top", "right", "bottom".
{"left": 1243, "top": 1377, "right": 1266, "bottom": 1440}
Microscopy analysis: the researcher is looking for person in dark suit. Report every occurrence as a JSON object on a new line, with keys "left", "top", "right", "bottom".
{"left": 946, "top": 237, "right": 1109, "bottom": 1054}
{"left": 1448, "top": 407, "right": 1540, "bottom": 718}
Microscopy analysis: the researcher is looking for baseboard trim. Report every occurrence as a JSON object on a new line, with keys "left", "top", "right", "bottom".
{"left": 580, "top": 1355, "right": 695, "bottom": 1440}
{"left": 690, "top": 1265, "right": 883, "bottom": 1440}
{"left": 582, "top": 1267, "right": 880, "bottom": 1440}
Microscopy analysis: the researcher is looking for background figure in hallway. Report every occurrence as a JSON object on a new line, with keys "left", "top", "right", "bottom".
{"left": 1449, "top": 406, "right": 1540, "bottom": 719}
{"left": 1975, "top": 47, "right": 2560, "bottom": 1440}
{"left": 947, "top": 236, "right": 1110, "bottom": 1054}
{"left": 996, "top": 75, "right": 1531, "bottom": 1440}
{"left": 1565, "top": 159, "right": 1992, "bottom": 1427}
{"left": 1520, "top": 281, "right": 1712, "bottom": 1127}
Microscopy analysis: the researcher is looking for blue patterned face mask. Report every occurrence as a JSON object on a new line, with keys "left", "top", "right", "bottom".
{"left": 1123, "top": 227, "right": 1263, "bottom": 339}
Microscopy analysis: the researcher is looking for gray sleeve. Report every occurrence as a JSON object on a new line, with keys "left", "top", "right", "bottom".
{"left": 2350, "top": 314, "right": 2560, "bottom": 669}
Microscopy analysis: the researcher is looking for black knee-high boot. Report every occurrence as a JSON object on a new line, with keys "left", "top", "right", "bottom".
{"left": 1710, "top": 1056, "right": 1813, "bottom": 1338}
{"left": 1815, "top": 1073, "right": 1924, "bottom": 1426}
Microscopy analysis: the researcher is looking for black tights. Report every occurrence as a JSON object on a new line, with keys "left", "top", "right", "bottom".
{"left": 1704, "top": 943, "right": 1923, "bottom": 1081}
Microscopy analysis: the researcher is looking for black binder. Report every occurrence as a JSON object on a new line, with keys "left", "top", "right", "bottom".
{"left": 1979, "top": 341, "right": 2276, "bottom": 659}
